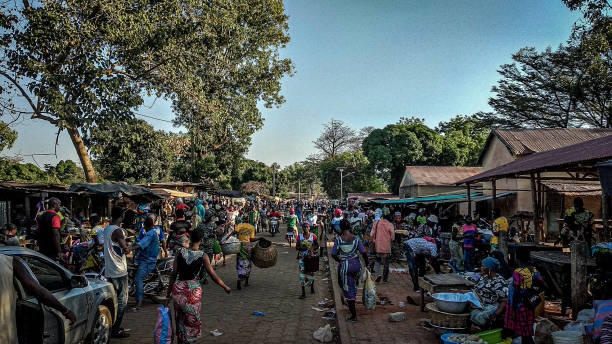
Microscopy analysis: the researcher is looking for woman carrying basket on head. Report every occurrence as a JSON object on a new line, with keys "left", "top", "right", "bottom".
{"left": 296, "top": 221, "right": 318, "bottom": 299}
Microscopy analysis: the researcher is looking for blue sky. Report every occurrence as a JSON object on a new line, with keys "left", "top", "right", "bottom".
{"left": 5, "top": 0, "right": 580, "bottom": 168}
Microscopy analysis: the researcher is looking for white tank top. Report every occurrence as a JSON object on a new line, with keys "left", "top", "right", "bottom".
{"left": 104, "top": 225, "right": 128, "bottom": 278}
{"left": 0, "top": 254, "right": 17, "bottom": 344}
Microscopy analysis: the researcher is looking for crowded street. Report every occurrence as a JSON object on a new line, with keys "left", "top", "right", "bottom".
{"left": 1, "top": 1, "right": 612, "bottom": 344}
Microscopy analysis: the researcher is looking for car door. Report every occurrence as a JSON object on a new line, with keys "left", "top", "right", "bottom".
{"left": 19, "top": 255, "right": 90, "bottom": 343}
{"left": 14, "top": 273, "right": 65, "bottom": 344}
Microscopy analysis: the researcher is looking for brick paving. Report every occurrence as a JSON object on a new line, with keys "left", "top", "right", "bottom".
{"left": 326, "top": 246, "right": 440, "bottom": 344}
{"left": 112, "top": 226, "right": 337, "bottom": 344}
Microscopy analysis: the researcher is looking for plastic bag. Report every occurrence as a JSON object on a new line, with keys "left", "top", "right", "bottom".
{"left": 362, "top": 269, "right": 376, "bottom": 310}
{"left": 313, "top": 324, "right": 333, "bottom": 342}
{"left": 154, "top": 306, "right": 173, "bottom": 344}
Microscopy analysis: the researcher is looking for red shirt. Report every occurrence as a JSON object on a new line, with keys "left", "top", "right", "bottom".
{"left": 176, "top": 203, "right": 188, "bottom": 211}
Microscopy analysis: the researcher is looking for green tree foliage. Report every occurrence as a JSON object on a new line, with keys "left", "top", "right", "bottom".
{"left": 480, "top": 2, "right": 611, "bottom": 129}
{"left": 362, "top": 116, "right": 489, "bottom": 193}
{"left": 436, "top": 115, "right": 490, "bottom": 166}
{"left": 44, "top": 160, "right": 85, "bottom": 184}
{"left": 0, "top": 122, "right": 17, "bottom": 152}
{"left": 0, "top": 0, "right": 292, "bottom": 183}
{"left": 0, "top": 157, "right": 82, "bottom": 184}
{"left": 319, "top": 152, "right": 386, "bottom": 199}
{"left": 87, "top": 119, "right": 174, "bottom": 183}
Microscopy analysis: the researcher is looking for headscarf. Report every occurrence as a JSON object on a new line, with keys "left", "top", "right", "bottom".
{"left": 491, "top": 250, "right": 512, "bottom": 279}
{"left": 195, "top": 199, "right": 206, "bottom": 220}
{"left": 482, "top": 257, "right": 500, "bottom": 273}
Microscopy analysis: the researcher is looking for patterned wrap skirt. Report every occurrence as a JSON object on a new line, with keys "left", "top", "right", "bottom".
{"left": 337, "top": 257, "right": 361, "bottom": 300}
{"left": 236, "top": 242, "right": 252, "bottom": 280}
{"left": 298, "top": 258, "right": 315, "bottom": 287}
{"left": 172, "top": 280, "right": 202, "bottom": 344}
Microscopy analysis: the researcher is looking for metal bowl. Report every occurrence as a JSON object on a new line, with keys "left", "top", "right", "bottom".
{"left": 431, "top": 293, "right": 469, "bottom": 314}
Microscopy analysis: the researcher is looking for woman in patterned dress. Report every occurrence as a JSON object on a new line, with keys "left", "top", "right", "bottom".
{"left": 231, "top": 223, "right": 261, "bottom": 290}
{"left": 297, "top": 222, "right": 318, "bottom": 299}
{"left": 504, "top": 250, "right": 544, "bottom": 344}
{"left": 331, "top": 219, "right": 369, "bottom": 322}
{"left": 166, "top": 228, "right": 231, "bottom": 344}
{"left": 470, "top": 257, "right": 508, "bottom": 328}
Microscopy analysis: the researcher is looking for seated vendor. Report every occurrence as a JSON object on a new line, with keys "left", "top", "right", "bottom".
{"left": 470, "top": 257, "right": 508, "bottom": 329}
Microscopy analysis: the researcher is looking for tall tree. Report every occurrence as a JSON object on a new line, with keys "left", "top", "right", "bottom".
{"left": 0, "top": 122, "right": 17, "bottom": 153}
{"left": 87, "top": 119, "right": 174, "bottom": 183}
{"left": 0, "top": 0, "right": 293, "bottom": 182}
{"left": 313, "top": 119, "right": 358, "bottom": 159}
{"left": 436, "top": 115, "right": 490, "bottom": 166}
{"left": 362, "top": 117, "right": 444, "bottom": 193}
{"left": 319, "top": 151, "right": 386, "bottom": 199}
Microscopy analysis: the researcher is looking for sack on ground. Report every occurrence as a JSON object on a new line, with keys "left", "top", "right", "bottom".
{"left": 388, "top": 312, "right": 406, "bottom": 322}
{"left": 313, "top": 324, "right": 333, "bottom": 342}
{"left": 362, "top": 269, "right": 376, "bottom": 310}
{"left": 154, "top": 306, "right": 173, "bottom": 344}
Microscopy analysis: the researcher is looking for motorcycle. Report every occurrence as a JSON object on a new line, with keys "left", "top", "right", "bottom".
{"left": 269, "top": 217, "right": 279, "bottom": 236}
{"left": 128, "top": 257, "right": 174, "bottom": 303}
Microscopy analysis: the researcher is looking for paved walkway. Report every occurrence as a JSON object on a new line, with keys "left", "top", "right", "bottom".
{"left": 112, "top": 227, "right": 337, "bottom": 343}
{"left": 327, "top": 245, "right": 439, "bottom": 344}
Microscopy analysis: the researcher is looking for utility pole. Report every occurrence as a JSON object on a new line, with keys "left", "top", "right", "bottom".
{"left": 298, "top": 180, "right": 301, "bottom": 202}
{"left": 337, "top": 167, "right": 345, "bottom": 203}
{"left": 272, "top": 165, "right": 277, "bottom": 197}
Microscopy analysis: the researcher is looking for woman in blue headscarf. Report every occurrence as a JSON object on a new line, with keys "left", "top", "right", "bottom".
{"left": 470, "top": 257, "right": 508, "bottom": 328}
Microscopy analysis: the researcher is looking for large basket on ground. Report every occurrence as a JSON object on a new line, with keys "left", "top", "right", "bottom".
{"left": 425, "top": 302, "right": 470, "bottom": 329}
{"left": 221, "top": 237, "right": 241, "bottom": 255}
{"left": 251, "top": 239, "right": 278, "bottom": 268}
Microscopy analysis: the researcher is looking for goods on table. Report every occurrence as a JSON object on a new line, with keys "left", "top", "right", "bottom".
{"left": 250, "top": 238, "right": 278, "bottom": 268}
{"left": 426, "top": 303, "right": 471, "bottom": 329}
{"left": 221, "top": 237, "right": 241, "bottom": 255}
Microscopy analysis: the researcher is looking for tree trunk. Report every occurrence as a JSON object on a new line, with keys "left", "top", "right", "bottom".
{"left": 67, "top": 127, "right": 97, "bottom": 183}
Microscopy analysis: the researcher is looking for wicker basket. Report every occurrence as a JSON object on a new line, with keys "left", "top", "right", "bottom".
{"left": 251, "top": 239, "right": 278, "bottom": 268}
{"left": 221, "top": 238, "right": 241, "bottom": 255}
{"left": 425, "top": 302, "right": 470, "bottom": 329}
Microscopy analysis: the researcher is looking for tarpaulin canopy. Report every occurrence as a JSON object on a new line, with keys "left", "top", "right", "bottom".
{"left": 151, "top": 188, "right": 196, "bottom": 198}
{"left": 373, "top": 193, "right": 482, "bottom": 204}
{"left": 597, "top": 161, "right": 612, "bottom": 196}
{"left": 217, "top": 189, "right": 241, "bottom": 198}
{"left": 69, "top": 182, "right": 163, "bottom": 202}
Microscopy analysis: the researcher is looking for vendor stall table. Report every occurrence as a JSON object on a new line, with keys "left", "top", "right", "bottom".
{"left": 418, "top": 273, "right": 475, "bottom": 312}
{"left": 530, "top": 251, "right": 596, "bottom": 316}
{"left": 508, "top": 243, "right": 562, "bottom": 268}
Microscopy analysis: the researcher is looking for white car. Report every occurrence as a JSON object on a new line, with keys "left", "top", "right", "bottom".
{"left": 2, "top": 246, "right": 117, "bottom": 344}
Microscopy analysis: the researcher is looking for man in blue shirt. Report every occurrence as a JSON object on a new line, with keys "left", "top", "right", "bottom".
{"left": 132, "top": 216, "right": 159, "bottom": 310}
{"left": 137, "top": 214, "right": 167, "bottom": 257}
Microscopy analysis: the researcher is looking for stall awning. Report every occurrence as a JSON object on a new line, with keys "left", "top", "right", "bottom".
{"left": 68, "top": 182, "right": 163, "bottom": 202}
{"left": 151, "top": 188, "right": 196, "bottom": 198}
{"left": 373, "top": 193, "right": 482, "bottom": 204}
{"left": 542, "top": 182, "right": 601, "bottom": 196}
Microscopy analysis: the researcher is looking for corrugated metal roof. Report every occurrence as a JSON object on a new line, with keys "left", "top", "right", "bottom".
{"left": 374, "top": 193, "right": 482, "bottom": 204}
{"left": 542, "top": 182, "right": 601, "bottom": 196}
{"left": 477, "top": 128, "right": 612, "bottom": 164}
{"left": 347, "top": 193, "right": 397, "bottom": 200}
{"left": 460, "top": 134, "right": 612, "bottom": 184}
{"left": 403, "top": 166, "right": 483, "bottom": 186}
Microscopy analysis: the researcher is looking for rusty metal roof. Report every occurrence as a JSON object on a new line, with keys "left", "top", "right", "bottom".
{"left": 477, "top": 128, "right": 612, "bottom": 164}
{"left": 541, "top": 182, "right": 601, "bottom": 196}
{"left": 403, "top": 166, "right": 483, "bottom": 186}
{"left": 460, "top": 134, "right": 612, "bottom": 184}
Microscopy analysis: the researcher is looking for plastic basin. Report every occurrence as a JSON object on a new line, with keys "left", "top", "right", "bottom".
{"left": 440, "top": 333, "right": 462, "bottom": 344}
{"left": 477, "top": 328, "right": 502, "bottom": 344}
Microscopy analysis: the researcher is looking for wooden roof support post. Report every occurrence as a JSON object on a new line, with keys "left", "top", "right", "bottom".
{"left": 491, "top": 179, "right": 497, "bottom": 220}
{"left": 571, "top": 240, "right": 587, "bottom": 320}
{"left": 603, "top": 194, "right": 609, "bottom": 242}
{"left": 531, "top": 173, "right": 539, "bottom": 243}
{"left": 467, "top": 183, "right": 472, "bottom": 217}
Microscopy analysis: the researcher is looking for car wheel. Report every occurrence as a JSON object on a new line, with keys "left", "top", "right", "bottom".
{"left": 90, "top": 305, "right": 112, "bottom": 344}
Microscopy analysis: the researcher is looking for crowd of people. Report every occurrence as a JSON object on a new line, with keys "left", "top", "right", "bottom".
{"left": 0, "top": 193, "right": 601, "bottom": 343}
